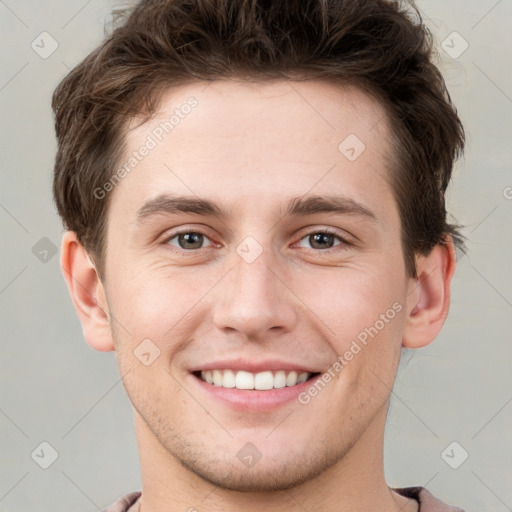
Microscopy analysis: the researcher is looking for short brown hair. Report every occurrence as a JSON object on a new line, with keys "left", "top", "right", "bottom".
{"left": 52, "top": 0, "right": 465, "bottom": 279}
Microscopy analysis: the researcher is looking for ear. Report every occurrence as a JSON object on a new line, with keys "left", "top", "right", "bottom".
{"left": 60, "top": 231, "right": 114, "bottom": 352}
{"left": 402, "top": 236, "right": 457, "bottom": 349}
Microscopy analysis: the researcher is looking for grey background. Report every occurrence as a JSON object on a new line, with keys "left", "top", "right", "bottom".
{"left": 1, "top": 1, "right": 511, "bottom": 511}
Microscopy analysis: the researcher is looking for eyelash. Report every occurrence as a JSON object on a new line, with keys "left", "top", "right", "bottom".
{"left": 162, "top": 227, "right": 351, "bottom": 255}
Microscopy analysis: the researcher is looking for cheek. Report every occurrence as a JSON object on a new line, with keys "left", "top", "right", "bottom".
{"left": 301, "top": 266, "right": 404, "bottom": 339}
{"left": 107, "top": 261, "right": 219, "bottom": 347}
{"left": 294, "top": 264, "right": 406, "bottom": 385}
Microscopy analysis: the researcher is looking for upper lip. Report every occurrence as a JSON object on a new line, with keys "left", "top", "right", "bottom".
{"left": 189, "top": 358, "right": 322, "bottom": 374}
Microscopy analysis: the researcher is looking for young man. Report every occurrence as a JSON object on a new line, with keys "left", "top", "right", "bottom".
{"left": 51, "top": 0, "right": 466, "bottom": 510}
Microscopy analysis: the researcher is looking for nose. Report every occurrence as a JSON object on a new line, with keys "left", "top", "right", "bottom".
{"left": 212, "top": 245, "right": 298, "bottom": 341}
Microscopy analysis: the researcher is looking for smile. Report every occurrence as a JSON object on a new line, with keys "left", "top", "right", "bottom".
{"left": 197, "top": 369, "right": 320, "bottom": 390}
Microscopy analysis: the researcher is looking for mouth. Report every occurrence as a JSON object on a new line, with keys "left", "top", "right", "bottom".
{"left": 190, "top": 368, "right": 325, "bottom": 412}
{"left": 192, "top": 369, "right": 322, "bottom": 390}
{"left": 188, "top": 358, "right": 326, "bottom": 411}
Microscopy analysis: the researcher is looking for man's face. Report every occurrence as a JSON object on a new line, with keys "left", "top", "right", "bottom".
{"left": 103, "top": 79, "right": 413, "bottom": 490}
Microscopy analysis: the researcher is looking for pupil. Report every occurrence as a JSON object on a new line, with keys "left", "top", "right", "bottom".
{"left": 179, "top": 232, "right": 203, "bottom": 249}
{"left": 310, "top": 233, "right": 333, "bottom": 249}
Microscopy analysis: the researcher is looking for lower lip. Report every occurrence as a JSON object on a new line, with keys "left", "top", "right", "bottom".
{"left": 190, "top": 373, "right": 322, "bottom": 412}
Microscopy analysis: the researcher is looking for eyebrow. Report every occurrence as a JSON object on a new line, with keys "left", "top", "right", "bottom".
{"left": 136, "top": 193, "right": 377, "bottom": 224}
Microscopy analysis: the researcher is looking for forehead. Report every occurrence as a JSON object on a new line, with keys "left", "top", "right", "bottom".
{"left": 112, "top": 79, "right": 395, "bottom": 223}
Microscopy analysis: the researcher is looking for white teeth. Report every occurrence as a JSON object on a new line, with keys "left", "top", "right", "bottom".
{"left": 273, "top": 370, "right": 287, "bottom": 389}
{"left": 199, "top": 369, "right": 314, "bottom": 390}
{"left": 286, "top": 371, "right": 298, "bottom": 386}
{"left": 213, "top": 369, "right": 223, "bottom": 386}
{"left": 235, "top": 370, "right": 254, "bottom": 390}
{"left": 254, "top": 371, "right": 274, "bottom": 390}
{"left": 222, "top": 369, "right": 236, "bottom": 388}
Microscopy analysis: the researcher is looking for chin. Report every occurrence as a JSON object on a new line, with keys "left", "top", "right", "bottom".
{"left": 186, "top": 463, "right": 318, "bottom": 492}
{"left": 172, "top": 445, "right": 341, "bottom": 493}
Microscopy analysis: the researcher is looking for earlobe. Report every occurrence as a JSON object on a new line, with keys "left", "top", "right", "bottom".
{"left": 402, "top": 236, "right": 457, "bottom": 349}
{"left": 60, "top": 231, "right": 114, "bottom": 352}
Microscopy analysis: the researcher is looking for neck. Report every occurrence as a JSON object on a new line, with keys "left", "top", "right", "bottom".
{"left": 133, "top": 405, "right": 417, "bottom": 512}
